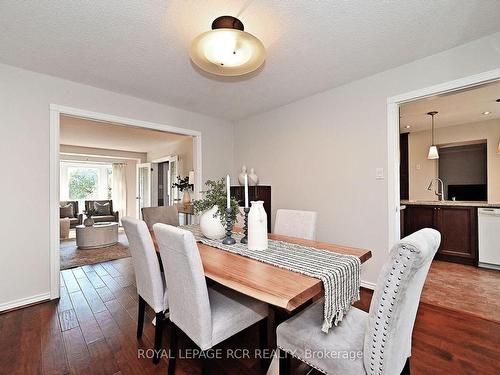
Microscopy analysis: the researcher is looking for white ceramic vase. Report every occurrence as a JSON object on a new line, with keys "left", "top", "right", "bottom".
{"left": 199, "top": 205, "right": 225, "bottom": 240}
{"left": 247, "top": 201, "right": 268, "bottom": 250}
{"left": 248, "top": 168, "right": 259, "bottom": 186}
{"left": 238, "top": 165, "right": 247, "bottom": 185}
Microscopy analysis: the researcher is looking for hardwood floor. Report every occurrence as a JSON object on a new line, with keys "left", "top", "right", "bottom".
{"left": 421, "top": 260, "right": 500, "bottom": 323}
{"left": 0, "top": 257, "right": 499, "bottom": 374}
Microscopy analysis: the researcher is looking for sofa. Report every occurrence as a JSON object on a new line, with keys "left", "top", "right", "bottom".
{"left": 59, "top": 201, "right": 83, "bottom": 228}
{"left": 85, "top": 200, "right": 119, "bottom": 223}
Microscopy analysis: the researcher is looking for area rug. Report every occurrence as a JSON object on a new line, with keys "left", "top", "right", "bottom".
{"left": 60, "top": 233, "right": 130, "bottom": 270}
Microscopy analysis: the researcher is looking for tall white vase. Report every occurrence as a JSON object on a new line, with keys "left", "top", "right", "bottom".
{"left": 199, "top": 205, "right": 225, "bottom": 240}
{"left": 247, "top": 201, "right": 268, "bottom": 250}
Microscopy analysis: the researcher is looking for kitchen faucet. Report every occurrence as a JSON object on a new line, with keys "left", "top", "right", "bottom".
{"left": 427, "top": 178, "right": 444, "bottom": 201}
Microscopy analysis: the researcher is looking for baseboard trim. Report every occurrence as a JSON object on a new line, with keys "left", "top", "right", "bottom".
{"left": 361, "top": 280, "right": 376, "bottom": 290}
{"left": 0, "top": 293, "right": 51, "bottom": 313}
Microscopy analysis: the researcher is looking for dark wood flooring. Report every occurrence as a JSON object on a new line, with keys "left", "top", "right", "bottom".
{"left": 0, "top": 257, "right": 499, "bottom": 374}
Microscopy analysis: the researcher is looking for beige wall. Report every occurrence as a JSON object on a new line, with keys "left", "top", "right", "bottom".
{"left": 0, "top": 63, "right": 234, "bottom": 310}
{"left": 60, "top": 145, "right": 148, "bottom": 218}
{"left": 233, "top": 32, "right": 500, "bottom": 287}
{"left": 147, "top": 137, "right": 194, "bottom": 177}
{"left": 408, "top": 119, "right": 500, "bottom": 202}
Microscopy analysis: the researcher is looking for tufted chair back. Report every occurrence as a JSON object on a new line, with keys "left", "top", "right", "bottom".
{"left": 363, "top": 228, "right": 440, "bottom": 375}
{"left": 153, "top": 223, "right": 213, "bottom": 350}
{"left": 122, "top": 216, "right": 166, "bottom": 313}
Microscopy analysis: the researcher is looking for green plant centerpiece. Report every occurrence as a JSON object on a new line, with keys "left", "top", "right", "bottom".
{"left": 193, "top": 179, "right": 239, "bottom": 224}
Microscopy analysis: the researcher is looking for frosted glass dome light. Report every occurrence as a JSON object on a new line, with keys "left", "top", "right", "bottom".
{"left": 190, "top": 16, "right": 266, "bottom": 76}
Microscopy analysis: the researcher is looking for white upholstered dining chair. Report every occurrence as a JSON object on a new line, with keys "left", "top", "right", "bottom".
{"left": 274, "top": 209, "right": 318, "bottom": 240}
{"left": 276, "top": 228, "right": 441, "bottom": 375}
{"left": 153, "top": 223, "right": 269, "bottom": 375}
{"left": 122, "top": 216, "right": 169, "bottom": 364}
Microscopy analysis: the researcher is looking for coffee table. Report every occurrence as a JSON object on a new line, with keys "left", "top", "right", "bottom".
{"left": 76, "top": 222, "right": 119, "bottom": 249}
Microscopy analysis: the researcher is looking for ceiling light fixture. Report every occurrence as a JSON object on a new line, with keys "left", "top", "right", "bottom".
{"left": 482, "top": 111, "right": 491, "bottom": 115}
{"left": 427, "top": 111, "right": 439, "bottom": 160}
{"left": 405, "top": 125, "right": 411, "bottom": 129}
{"left": 190, "top": 15, "right": 266, "bottom": 76}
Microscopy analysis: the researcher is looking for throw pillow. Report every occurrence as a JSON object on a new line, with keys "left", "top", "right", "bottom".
{"left": 94, "top": 202, "right": 111, "bottom": 216}
{"left": 60, "top": 204, "right": 74, "bottom": 218}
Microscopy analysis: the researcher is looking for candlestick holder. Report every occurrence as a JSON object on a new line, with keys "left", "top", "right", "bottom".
{"left": 240, "top": 207, "right": 250, "bottom": 244}
{"left": 222, "top": 207, "right": 236, "bottom": 245}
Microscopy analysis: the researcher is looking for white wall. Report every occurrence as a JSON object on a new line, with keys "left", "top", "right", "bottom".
{"left": 233, "top": 32, "right": 500, "bottom": 287}
{"left": 147, "top": 137, "right": 194, "bottom": 177}
{"left": 0, "top": 63, "right": 234, "bottom": 310}
{"left": 408, "top": 119, "right": 500, "bottom": 202}
{"left": 60, "top": 144, "right": 148, "bottom": 218}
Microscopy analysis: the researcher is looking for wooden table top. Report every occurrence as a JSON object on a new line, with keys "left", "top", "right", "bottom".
{"left": 151, "top": 230, "right": 371, "bottom": 312}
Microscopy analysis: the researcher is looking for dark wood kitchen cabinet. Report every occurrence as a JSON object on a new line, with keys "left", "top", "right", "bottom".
{"left": 404, "top": 205, "right": 478, "bottom": 265}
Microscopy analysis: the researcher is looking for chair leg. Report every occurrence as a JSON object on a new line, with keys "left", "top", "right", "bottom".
{"left": 168, "top": 323, "right": 179, "bottom": 375}
{"left": 137, "top": 296, "right": 146, "bottom": 338}
{"left": 153, "top": 312, "right": 164, "bottom": 364}
{"left": 401, "top": 357, "right": 411, "bottom": 375}
{"left": 259, "top": 318, "right": 269, "bottom": 369}
{"left": 279, "top": 348, "right": 290, "bottom": 375}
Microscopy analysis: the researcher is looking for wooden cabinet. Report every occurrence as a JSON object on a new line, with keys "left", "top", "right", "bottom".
{"left": 404, "top": 205, "right": 478, "bottom": 265}
{"left": 230, "top": 185, "right": 271, "bottom": 232}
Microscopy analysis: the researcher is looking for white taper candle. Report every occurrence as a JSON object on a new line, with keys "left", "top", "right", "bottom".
{"left": 226, "top": 174, "right": 231, "bottom": 209}
{"left": 244, "top": 174, "right": 249, "bottom": 208}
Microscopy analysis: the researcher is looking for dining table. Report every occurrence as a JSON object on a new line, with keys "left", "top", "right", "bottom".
{"left": 150, "top": 229, "right": 372, "bottom": 313}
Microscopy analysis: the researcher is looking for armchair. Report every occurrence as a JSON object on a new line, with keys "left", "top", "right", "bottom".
{"left": 85, "top": 200, "right": 119, "bottom": 223}
{"left": 59, "top": 201, "right": 83, "bottom": 228}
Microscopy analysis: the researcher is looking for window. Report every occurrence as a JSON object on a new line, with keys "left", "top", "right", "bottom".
{"left": 60, "top": 162, "right": 113, "bottom": 212}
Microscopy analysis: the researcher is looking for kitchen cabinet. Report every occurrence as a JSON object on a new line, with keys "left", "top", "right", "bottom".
{"left": 404, "top": 205, "right": 478, "bottom": 265}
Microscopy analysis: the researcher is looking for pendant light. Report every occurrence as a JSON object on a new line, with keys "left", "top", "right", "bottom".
{"left": 190, "top": 15, "right": 266, "bottom": 76}
{"left": 427, "top": 111, "right": 439, "bottom": 160}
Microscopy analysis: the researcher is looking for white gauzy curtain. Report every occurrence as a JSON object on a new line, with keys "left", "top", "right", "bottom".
{"left": 112, "top": 163, "right": 127, "bottom": 223}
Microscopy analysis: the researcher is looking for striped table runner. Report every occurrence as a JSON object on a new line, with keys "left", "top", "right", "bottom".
{"left": 182, "top": 224, "right": 361, "bottom": 333}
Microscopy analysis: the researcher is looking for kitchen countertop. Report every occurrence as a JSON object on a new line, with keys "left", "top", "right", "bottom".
{"left": 401, "top": 200, "right": 500, "bottom": 208}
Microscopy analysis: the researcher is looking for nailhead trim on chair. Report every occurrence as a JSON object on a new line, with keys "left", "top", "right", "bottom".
{"left": 278, "top": 346, "right": 329, "bottom": 374}
{"left": 369, "top": 245, "right": 415, "bottom": 375}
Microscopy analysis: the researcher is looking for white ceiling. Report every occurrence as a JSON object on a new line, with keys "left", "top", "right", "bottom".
{"left": 60, "top": 115, "right": 189, "bottom": 153}
{"left": 400, "top": 80, "right": 500, "bottom": 133}
{"left": 1, "top": 1, "right": 500, "bottom": 120}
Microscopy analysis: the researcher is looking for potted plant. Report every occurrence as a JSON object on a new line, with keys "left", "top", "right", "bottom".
{"left": 193, "top": 179, "right": 239, "bottom": 240}
{"left": 172, "top": 176, "right": 193, "bottom": 203}
{"left": 83, "top": 208, "right": 98, "bottom": 227}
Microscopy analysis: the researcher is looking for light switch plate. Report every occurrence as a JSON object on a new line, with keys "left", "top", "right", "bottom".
{"left": 376, "top": 167, "right": 384, "bottom": 180}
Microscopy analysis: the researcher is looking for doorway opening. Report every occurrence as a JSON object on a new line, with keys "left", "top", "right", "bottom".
{"left": 50, "top": 105, "right": 202, "bottom": 298}
{"left": 388, "top": 69, "right": 500, "bottom": 324}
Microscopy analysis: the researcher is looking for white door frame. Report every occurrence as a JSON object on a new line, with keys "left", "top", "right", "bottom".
{"left": 49, "top": 104, "right": 203, "bottom": 299}
{"left": 386, "top": 68, "right": 500, "bottom": 247}
{"left": 136, "top": 162, "right": 153, "bottom": 217}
